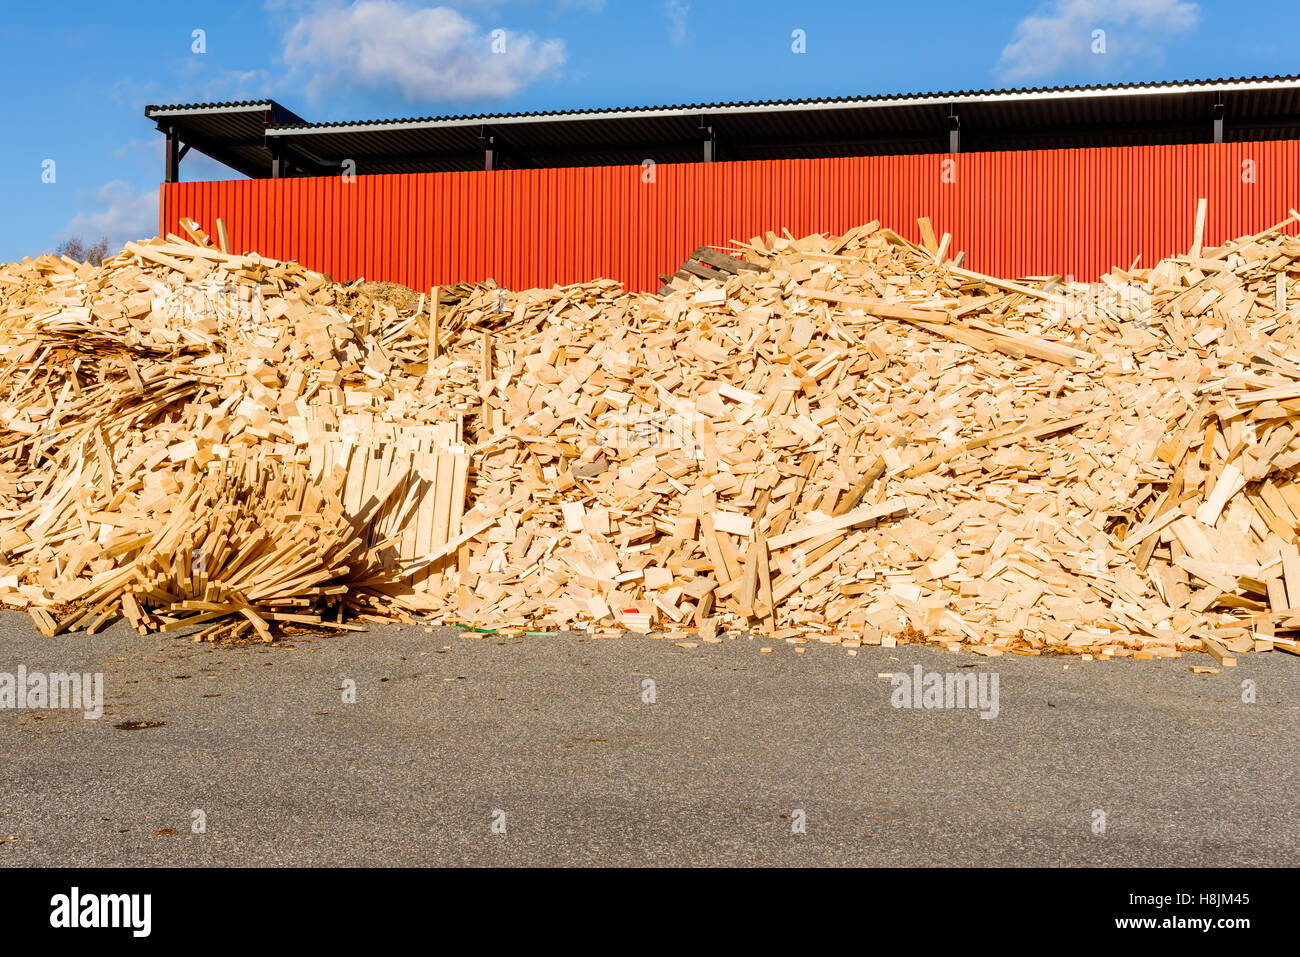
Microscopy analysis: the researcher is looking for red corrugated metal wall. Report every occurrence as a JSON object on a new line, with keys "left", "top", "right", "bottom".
{"left": 160, "top": 140, "right": 1300, "bottom": 292}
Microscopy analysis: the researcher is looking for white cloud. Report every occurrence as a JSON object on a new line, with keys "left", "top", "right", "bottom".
{"left": 61, "top": 181, "right": 159, "bottom": 250}
{"left": 664, "top": 0, "right": 689, "bottom": 45}
{"left": 996, "top": 0, "right": 1200, "bottom": 82}
{"left": 283, "top": 1, "right": 566, "bottom": 102}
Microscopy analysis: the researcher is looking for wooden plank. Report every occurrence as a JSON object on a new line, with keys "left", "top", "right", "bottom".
{"left": 1190, "top": 197, "right": 1208, "bottom": 258}
{"left": 737, "top": 538, "right": 761, "bottom": 617}
{"left": 1282, "top": 546, "right": 1300, "bottom": 608}
{"left": 767, "top": 499, "right": 907, "bottom": 551}
{"left": 1202, "top": 635, "right": 1237, "bottom": 667}
{"left": 916, "top": 216, "right": 938, "bottom": 254}
{"left": 833, "top": 454, "right": 888, "bottom": 516}
{"left": 429, "top": 287, "right": 440, "bottom": 363}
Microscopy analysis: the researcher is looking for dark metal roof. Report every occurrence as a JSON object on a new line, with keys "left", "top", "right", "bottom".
{"left": 147, "top": 75, "right": 1300, "bottom": 178}
{"left": 145, "top": 100, "right": 307, "bottom": 179}
{"left": 265, "top": 74, "right": 1300, "bottom": 127}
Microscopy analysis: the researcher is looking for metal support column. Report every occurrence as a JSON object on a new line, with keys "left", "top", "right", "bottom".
{"left": 700, "top": 117, "right": 717, "bottom": 162}
{"left": 165, "top": 125, "right": 181, "bottom": 183}
{"left": 481, "top": 126, "right": 500, "bottom": 171}
{"left": 1213, "top": 96, "right": 1225, "bottom": 144}
{"left": 948, "top": 107, "right": 961, "bottom": 153}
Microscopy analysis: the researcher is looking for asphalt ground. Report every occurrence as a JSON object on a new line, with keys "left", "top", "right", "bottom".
{"left": 1, "top": 609, "right": 1297, "bottom": 866}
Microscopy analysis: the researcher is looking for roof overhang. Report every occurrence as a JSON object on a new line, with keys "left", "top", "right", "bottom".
{"left": 147, "top": 75, "right": 1300, "bottom": 179}
{"left": 144, "top": 100, "right": 307, "bottom": 179}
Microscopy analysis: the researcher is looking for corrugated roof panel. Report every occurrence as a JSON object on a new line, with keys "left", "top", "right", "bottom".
{"left": 145, "top": 100, "right": 275, "bottom": 114}
{"left": 260, "top": 73, "right": 1300, "bottom": 132}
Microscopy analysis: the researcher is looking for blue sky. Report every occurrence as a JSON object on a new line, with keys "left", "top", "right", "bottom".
{"left": 2, "top": 0, "right": 1296, "bottom": 262}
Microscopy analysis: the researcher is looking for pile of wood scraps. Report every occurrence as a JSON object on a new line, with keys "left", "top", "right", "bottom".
{"left": 0, "top": 235, "right": 476, "bottom": 640}
{"left": 4, "top": 206, "right": 1300, "bottom": 661}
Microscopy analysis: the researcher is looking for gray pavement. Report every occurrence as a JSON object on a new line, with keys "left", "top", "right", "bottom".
{"left": 0, "top": 608, "right": 1297, "bottom": 866}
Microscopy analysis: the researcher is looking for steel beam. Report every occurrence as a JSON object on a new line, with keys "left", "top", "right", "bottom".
{"left": 700, "top": 117, "right": 717, "bottom": 162}
{"left": 165, "top": 125, "right": 181, "bottom": 183}
{"left": 480, "top": 126, "right": 500, "bottom": 171}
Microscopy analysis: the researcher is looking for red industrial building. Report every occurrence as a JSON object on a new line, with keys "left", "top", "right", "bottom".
{"left": 148, "top": 75, "right": 1300, "bottom": 291}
